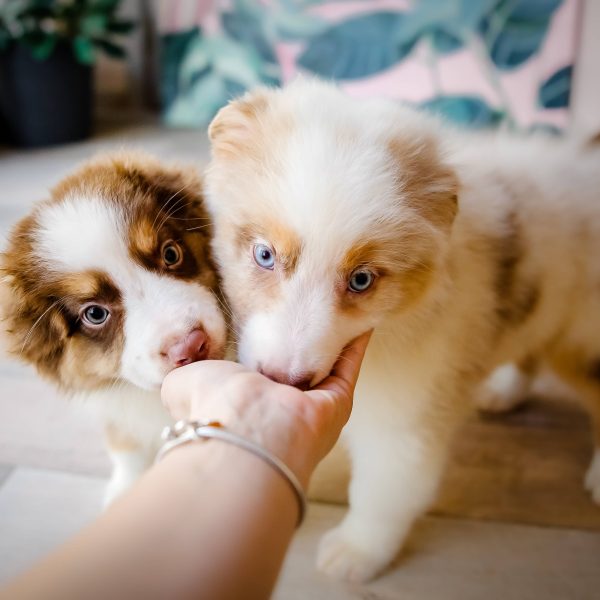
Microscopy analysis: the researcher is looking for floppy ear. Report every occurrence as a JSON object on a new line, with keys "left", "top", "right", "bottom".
{"left": 389, "top": 134, "right": 459, "bottom": 233}
{"left": 208, "top": 88, "right": 270, "bottom": 159}
{"left": 0, "top": 212, "right": 70, "bottom": 379}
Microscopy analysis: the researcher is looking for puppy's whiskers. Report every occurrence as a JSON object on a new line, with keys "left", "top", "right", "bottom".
{"left": 20, "top": 296, "right": 68, "bottom": 354}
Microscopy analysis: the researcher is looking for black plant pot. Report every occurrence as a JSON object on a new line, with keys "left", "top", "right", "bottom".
{"left": 0, "top": 42, "right": 93, "bottom": 148}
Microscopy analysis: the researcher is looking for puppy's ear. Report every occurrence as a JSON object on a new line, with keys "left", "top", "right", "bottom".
{"left": 389, "top": 135, "right": 459, "bottom": 232}
{"left": 0, "top": 213, "right": 69, "bottom": 379}
{"left": 208, "top": 88, "right": 270, "bottom": 159}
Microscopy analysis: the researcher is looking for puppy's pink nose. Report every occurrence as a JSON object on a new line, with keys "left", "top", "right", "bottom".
{"left": 258, "top": 367, "right": 314, "bottom": 391}
{"left": 164, "top": 329, "right": 208, "bottom": 368}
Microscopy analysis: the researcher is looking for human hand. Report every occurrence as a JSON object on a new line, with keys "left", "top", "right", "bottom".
{"left": 161, "top": 331, "right": 371, "bottom": 486}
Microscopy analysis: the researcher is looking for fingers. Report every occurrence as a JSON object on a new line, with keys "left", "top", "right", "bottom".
{"left": 329, "top": 329, "right": 372, "bottom": 392}
{"left": 306, "top": 330, "right": 372, "bottom": 424}
{"left": 161, "top": 360, "right": 248, "bottom": 419}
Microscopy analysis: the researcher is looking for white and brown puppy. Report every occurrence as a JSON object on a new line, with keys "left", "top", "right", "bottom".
{"left": 0, "top": 152, "right": 227, "bottom": 504}
{"left": 204, "top": 79, "right": 600, "bottom": 582}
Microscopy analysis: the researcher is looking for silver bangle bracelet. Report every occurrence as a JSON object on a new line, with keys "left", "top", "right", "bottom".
{"left": 155, "top": 420, "right": 307, "bottom": 527}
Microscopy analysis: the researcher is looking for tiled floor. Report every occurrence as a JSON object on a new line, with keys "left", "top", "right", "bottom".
{"left": 1, "top": 120, "right": 599, "bottom": 599}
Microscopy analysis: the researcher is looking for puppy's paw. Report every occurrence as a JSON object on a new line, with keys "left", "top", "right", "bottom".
{"left": 476, "top": 388, "right": 524, "bottom": 413}
{"left": 316, "top": 526, "right": 390, "bottom": 583}
{"left": 584, "top": 449, "right": 600, "bottom": 504}
{"left": 476, "top": 364, "right": 529, "bottom": 414}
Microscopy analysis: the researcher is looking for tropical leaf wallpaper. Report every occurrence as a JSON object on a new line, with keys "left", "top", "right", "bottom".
{"left": 158, "top": 0, "right": 580, "bottom": 131}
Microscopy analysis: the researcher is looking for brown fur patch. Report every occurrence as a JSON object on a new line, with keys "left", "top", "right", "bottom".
{"left": 237, "top": 219, "right": 302, "bottom": 277}
{"left": 208, "top": 89, "right": 293, "bottom": 169}
{"left": 129, "top": 219, "right": 157, "bottom": 256}
{"left": 493, "top": 211, "right": 540, "bottom": 325}
{"left": 116, "top": 159, "right": 218, "bottom": 289}
{"left": 587, "top": 132, "right": 600, "bottom": 146}
{"left": 388, "top": 137, "right": 459, "bottom": 231}
{"left": 337, "top": 235, "right": 435, "bottom": 316}
{"left": 518, "top": 355, "right": 539, "bottom": 377}
{"left": 588, "top": 360, "right": 600, "bottom": 383}
{"left": 208, "top": 92, "right": 270, "bottom": 160}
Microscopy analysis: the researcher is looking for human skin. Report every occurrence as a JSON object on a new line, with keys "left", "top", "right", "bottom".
{"left": 2, "top": 331, "right": 371, "bottom": 600}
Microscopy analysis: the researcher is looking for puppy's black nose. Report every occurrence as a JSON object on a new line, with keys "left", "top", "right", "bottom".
{"left": 258, "top": 367, "right": 314, "bottom": 390}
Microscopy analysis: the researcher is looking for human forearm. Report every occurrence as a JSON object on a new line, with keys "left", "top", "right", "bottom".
{"left": 4, "top": 440, "right": 298, "bottom": 600}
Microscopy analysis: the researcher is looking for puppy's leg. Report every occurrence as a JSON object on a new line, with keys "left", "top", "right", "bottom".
{"left": 104, "top": 423, "right": 154, "bottom": 507}
{"left": 317, "top": 353, "right": 468, "bottom": 582}
{"left": 573, "top": 393, "right": 600, "bottom": 504}
{"left": 549, "top": 359, "right": 600, "bottom": 504}
{"left": 476, "top": 356, "right": 538, "bottom": 413}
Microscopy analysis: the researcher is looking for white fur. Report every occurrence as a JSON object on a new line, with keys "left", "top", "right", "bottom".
{"left": 476, "top": 363, "right": 533, "bottom": 413}
{"left": 205, "top": 80, "right": 600, "bottom": 582}
{"left": 585, "top": 449, "right": 600, "bottom": 503}
{"left": 104, "top": 447, "right": 155, "bottom": 506}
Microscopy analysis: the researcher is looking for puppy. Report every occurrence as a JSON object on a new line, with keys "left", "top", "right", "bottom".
{"left": 204, "top": 79, "right": 600, "bottom": 582}
{"left": 0, "top": 152, "right": 227, "bottom": 504}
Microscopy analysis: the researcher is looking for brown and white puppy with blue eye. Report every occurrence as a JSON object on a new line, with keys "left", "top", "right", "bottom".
{"left": 0, "top": 151, "right": 227, "bottom": 504}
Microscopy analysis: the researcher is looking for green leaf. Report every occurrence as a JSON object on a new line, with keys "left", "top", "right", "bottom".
{"left": 81, "top": 14, "right": 108, "bottom": 36}
{"left": 382, "top": 0, "right": 498, "bottom": 56}
{"left": 480, "top": 0, "right": 563, "bottom": 69}
{"left": 0, "top": 28, "right": 10, "bottom": 51}
{"left": 90, "top": 0, "right": 121, "bottom": 13}
{"left": 106, "top": 19, "right": 135, "bottom": 34}
{"left": 421, "top": 95, "right": 504, "bottom": 128}
{"left": 298, "top": 12, "right": 417, "bottom": 80}
{"left": 165, "top": 70, "right": 228, "bottom": 128}
{"left": 94, "top": 38, "right": 126, "bottom": 58}
{"left": 161, "top": 28, "right": 200, "bottom": 109}
{"left": 73, "top": 35, "right": 95, "bottom": 65}
{"left": 272, "top": 10, "right": 327, "bottom": 41}
{"left": 22, "top": 31, "right": 58, "bottom": 61}
{"left": 221, "top": 11, "right": 277, "bottom": 64}
{"left": 538, "top": 65, "right": 572, "bottom": 109}
{"left": 431, "top": 29, "right": 463, "bottom": 53}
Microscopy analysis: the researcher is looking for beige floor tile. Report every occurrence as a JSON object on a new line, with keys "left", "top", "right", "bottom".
{"left": 0, "top": 464, "right": 14, "bottom": 487}
{"left": 275, "top": 503, "right": 600, "bottom": 600}
{"left": 0, "top": 366, "right": 110, "bottom": 477}
{"left": 0, "top": 467, "right": 104, "bottom": 583}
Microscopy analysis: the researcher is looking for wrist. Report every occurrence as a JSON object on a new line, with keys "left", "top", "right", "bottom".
{"left": 159, "top": 430, "right": 307, "bottom": 525}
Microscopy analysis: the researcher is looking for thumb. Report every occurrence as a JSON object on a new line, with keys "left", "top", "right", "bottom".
{"left": 306, "top": 329, "right": 372, "bottom": 423}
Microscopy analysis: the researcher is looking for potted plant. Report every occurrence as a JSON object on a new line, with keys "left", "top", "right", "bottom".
{"left": 0, "top": 0, "right": 134, "bottom": 147}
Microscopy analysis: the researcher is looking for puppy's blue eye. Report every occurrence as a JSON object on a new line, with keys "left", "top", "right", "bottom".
{"left": 82, "top": 305, "right": 110, "bottom": 326}
{"left": 348, "top": 269, "right": 374, "bottom": 293}
{"left": 253, "top": 244, "right": 275, "bottom": 270}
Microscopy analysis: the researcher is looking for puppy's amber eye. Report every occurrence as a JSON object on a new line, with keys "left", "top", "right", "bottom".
{"left": 162, "top": 241, "right": 183, "bottom": 268}
{"left": 81, "top": 304, "right": 110, "bottom": 327}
